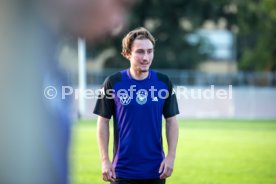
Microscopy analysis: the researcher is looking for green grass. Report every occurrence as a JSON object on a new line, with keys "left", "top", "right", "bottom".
{"left": 70, "top": 120, "right": 276, "bottom": 184}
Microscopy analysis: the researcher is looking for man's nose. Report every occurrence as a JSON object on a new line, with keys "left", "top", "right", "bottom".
{"left": 142, "top": 53, "right": 149, "bottom": 61}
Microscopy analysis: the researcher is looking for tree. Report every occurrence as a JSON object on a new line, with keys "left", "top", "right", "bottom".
{"left": 237, "top": 0, "right": 276, "bottom": 71}
{"left": 88, "top": 0, "right": 276, "bottom": 71}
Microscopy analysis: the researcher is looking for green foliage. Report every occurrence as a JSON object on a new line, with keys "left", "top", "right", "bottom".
{"left": 236, "top": 0, "right": 276, "bottom": 71}
{"left": 91, "top": 0, "right": 237, "bottom": 70}
{"left": 88, "top": 0, "right": 276, "bottom": 71}
{"left": 71, "top": 120, "right": 276, "bottom": 184}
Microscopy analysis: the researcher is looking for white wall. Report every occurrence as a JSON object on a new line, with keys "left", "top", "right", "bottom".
{"left": 78, "top": 86, "right": 276, "bottom": 120}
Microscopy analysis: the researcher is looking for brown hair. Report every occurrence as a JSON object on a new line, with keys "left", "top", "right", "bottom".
{"left": 121, "top": 27, "right": 155, "bottom": 58}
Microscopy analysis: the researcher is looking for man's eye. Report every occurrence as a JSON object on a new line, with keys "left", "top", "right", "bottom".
{"left": 136, "top": 50, "right": 144, "bottom": 54}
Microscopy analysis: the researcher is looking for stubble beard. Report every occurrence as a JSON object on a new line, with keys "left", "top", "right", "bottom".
{"left": 136, "top": 67, "right": 149, "bottom": 74}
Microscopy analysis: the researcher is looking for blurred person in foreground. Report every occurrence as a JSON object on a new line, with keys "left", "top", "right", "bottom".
{"left": 0, "top": 0, "right": 133, "bottom": 184}
{"left": 94, "top": 27, "right": 179, "bottom": 184}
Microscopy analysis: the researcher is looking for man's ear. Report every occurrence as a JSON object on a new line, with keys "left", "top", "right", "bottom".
{"left": 125, "top": 53, "right": 131, "bottom": 60}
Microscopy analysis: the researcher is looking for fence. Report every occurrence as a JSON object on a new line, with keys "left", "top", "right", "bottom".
{"left": 85, "top": 69, "right": 276, "bottom": 86}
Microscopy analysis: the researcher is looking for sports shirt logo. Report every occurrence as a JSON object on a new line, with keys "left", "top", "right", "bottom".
{"left": 136, "top": 89, "right": 148, "bottom": 105}
{"left": 118, "top": 93, "right": 131, "bottom": 105}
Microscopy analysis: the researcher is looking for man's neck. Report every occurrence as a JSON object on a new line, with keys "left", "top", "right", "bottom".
{"left": 129, "top": 67, "right": 149, "bottom": 80}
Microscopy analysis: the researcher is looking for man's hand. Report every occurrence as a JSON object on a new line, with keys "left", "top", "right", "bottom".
{"left": 159, "top": 155, "right": 175, "bottom": 179}
{"left": 102, "top": 160, "right": 116, "bottom": 182}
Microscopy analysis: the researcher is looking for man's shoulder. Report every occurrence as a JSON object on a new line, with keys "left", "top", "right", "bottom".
{"left": 104, "top": 70, "right": 125, "bottom": 85}
{"left": 153, "top": 70, "right": 170, "bottom": 84}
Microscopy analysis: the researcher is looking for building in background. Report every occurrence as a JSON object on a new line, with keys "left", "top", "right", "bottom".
{"left": 186, "top": 20, "right": 237, "bottom": 74}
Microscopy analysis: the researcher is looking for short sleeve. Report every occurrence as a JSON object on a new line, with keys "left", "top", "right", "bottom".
{"left": 163, "top": 79, "right": 179, "bottom": 118}
{"left": 93, "top": 77, "right": 115, "bottom": 119}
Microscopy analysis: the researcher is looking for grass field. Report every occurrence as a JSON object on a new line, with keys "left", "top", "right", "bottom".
{"left": 70, "top": 120, "right": 276, "bottom": 184}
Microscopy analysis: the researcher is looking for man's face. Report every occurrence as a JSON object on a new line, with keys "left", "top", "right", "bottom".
{"left": 128, "top": 39, "right": 154, "bottom": 73}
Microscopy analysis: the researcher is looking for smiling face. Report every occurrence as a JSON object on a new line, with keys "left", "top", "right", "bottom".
{"left": 127, "top": 39, "right": 154, "bottom": 74}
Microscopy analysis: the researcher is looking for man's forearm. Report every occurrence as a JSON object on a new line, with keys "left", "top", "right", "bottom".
{"left": 166, "top": 116, "right": 179, "bottom": 158}
{"left": 97, "top": 116, "right": 110, "bottom": 162}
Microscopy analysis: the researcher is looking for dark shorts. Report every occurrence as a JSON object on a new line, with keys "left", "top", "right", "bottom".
{"left": 111, "top": 178, "right": 166, "bottom": 184}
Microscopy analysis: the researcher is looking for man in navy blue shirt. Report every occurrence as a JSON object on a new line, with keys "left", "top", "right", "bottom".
{"left": 94, "top": 27, "right": 179, "bottom": 184}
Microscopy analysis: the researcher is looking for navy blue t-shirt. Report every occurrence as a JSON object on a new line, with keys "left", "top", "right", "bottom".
{"left": 94, "top": 69, "right": 179, "bottom": 179}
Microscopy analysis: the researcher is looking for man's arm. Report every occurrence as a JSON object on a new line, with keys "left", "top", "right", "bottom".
{"left": 97, "top": 116, "right": 116, "bottom": 182}
{"left": 159, "top": 116, "right": 179, "bottom": 179}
